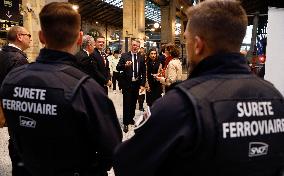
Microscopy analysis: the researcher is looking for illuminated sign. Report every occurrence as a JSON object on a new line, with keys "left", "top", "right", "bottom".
{"left": 0, "top": 0, "right": 21, "bottom": 21}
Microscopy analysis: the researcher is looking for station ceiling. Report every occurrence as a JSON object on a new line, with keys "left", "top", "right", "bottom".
{"left": 68, "top": 0, "right": 268, "bottom": 29}
{"left": 69, "top": 0, "right": 123, "bottom": 27}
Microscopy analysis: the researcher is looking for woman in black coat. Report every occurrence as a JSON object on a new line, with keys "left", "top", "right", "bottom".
{"left": 146, "top": 48, "right": 163, "bottom": 107}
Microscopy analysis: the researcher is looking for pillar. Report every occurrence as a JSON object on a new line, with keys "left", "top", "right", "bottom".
{"left": 22, "top": 0, "right": 67, "bottom": 62}
{"left": 265, "top": 6, "right": 284, "bottom": 95}
{"left": 160, "top": 0, "right": 176, "bottom": 44}
{"left": 22, "top": 0, "right": 45, "bottom": 62}
{"left": 247, "top": 13, "right": 259, "bottom": 62}
{"left": 123, "top": 0, "right": 145, "bottom": 52}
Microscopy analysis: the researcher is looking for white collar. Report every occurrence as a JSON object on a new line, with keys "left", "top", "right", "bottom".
{"left": 131, "top": 51, "right": 137, "bottom": 55}
{"left": 8, "top": 43, "right": 22, "bottom": 51}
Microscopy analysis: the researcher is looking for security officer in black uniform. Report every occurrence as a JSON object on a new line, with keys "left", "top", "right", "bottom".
{"left": 113, "top": 1, "right": 284, "bottom": 176}
{"left": 0, "top": 2, "right": 122, "bottom": 176}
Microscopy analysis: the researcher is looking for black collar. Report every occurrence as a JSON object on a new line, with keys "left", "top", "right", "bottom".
{"left": 189, "top": 53, "right": 251, "bottom": 79}
{"left": 36, "top": 48, "right": 78, "bottom": 67}
{"left": 2, "top": 45, "right": 28, "bottom": 59}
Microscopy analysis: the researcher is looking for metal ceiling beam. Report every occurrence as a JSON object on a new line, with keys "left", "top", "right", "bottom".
{"left": 80, "top": 1, "right": 108, "bottom": 18}
{"left": 95, "top": 12, "right": 117, "bottom": 22}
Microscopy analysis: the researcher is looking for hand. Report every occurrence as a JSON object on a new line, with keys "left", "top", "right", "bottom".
{"left": 155, "top": 76, "right": 163, "bottom": 81}
{"left": 125, "top": 61, "right": 132, "bottom": 67}
{"left": 139, "top": 86, "right": 145, "bottom": 93}
{"left": 145, "top": 85, "right": 150, "bottom": 91}
{"left": 146, "top": 87, "right": 151, "bottom": 92}
{"left": 106, "top": 80, "right": 112, "bottom": 87}
{"left": 151, "top": 73, "right": 158, "bottom": 78}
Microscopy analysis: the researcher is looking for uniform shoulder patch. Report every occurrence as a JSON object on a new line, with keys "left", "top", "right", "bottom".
{"left": 134, "top": 106, "right": 151, "bottom": 130}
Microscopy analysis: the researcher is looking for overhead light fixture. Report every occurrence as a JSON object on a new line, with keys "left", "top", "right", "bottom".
{"left": 154, "top": 22, "right": 159, "bottom": 29}
{"left": 72, "top": 4, "right": 79, "bottom": 11}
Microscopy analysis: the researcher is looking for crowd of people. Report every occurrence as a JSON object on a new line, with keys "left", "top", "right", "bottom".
{"left": 0, "top": 0, "right": 284, "bottom": 176}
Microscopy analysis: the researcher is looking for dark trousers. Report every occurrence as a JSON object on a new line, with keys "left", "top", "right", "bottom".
{"left": 138, "top": 94, "right": 145, "bottom": 110}
{"left": 146, "top": 86, "right": 162, "bottom": 107}
{"left": 9, "top": 139, "right": 32, "bottom": 176}
{"left": 122, "top": 81, "right": 139, "bottom": 125}
{"left": 112, "top": 71, "right": 120, "bottom": 90}
{"left": 104, "top": 86, "right": 108, "bottom": 95}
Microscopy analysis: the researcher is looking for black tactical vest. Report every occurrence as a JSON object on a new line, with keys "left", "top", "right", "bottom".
{"left": 1, "top": 62, "right": 100, "bottom": 175}
{"left": 175, "top": 74, "right": 284, "bottom": 176}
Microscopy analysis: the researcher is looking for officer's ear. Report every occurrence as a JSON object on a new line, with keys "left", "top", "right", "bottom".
{"left": 38, "top": 30, "right": 46, "bottom": 45}
{"left": 77, "top": 31, "right": 83, "bottom": 46}
{"left": 194, "top": 35, "right": 204, "bottom": 56}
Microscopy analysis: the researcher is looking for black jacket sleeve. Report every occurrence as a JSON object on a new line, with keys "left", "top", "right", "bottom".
{"left": 92, "top": 49, "right": 109, "bottom": 85}
{"left": 113, "top": 90, "right": 197, "bottom": 176}
{"left": 105, "top": 59, "right": 111, "bottom": 81}
{"left": 0, "top": 46, "right": 28, "bottom": 85}
{"left": 91, "top": 57, "right": 108, "bottom": 86}
{"left": 116, "top": 53, "right": 127, "bottom": 72}
{"left": 72, "top": 78, "right": 122, "bottom": 173}
{"left": 139, "top": 55, "right": 146, "bottom": 87}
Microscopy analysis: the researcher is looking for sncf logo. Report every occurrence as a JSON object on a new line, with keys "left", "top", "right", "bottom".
{"left": 248, "top": 142, "right": 268, "bottom": 157}
{"left": 19, "top": 116, "right": 36, "bottom": 128}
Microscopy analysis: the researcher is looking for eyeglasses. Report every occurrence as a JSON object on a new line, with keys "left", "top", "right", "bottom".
{"left": 20, "top": 33, "right": 31, "bottom": 38}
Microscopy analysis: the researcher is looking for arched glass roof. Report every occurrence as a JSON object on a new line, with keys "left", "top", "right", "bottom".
{"left": 101, "top": 0, "right": 161, "bottom": 23}
{"left": 101, "top": 0, "right": 180, "bottom": 33}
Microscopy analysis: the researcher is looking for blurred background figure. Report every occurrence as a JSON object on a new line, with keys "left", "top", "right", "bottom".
{"left": 105, "top": 47, "right": 112, "bottom": 58}
{"left": 108, "top": 50, "right": 121, "bottom": 92}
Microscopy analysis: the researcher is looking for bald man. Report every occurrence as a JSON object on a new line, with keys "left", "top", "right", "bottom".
{"left": 0, "top": 25, "right": 32, "bottom": 84}
{"left": 0, "top": 25, "right": 32, "bottom": 176}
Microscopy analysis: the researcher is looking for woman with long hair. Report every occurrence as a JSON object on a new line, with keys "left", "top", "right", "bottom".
{"left": 146, "top": 48, "right": 163, "bottom": 106}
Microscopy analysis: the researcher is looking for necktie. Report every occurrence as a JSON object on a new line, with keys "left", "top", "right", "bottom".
{"left": 134, "top": 54, "right": 138, "bottom": 78}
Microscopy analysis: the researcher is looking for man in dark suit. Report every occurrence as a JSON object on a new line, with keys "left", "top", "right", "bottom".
{"left": 75, "top": 35, "right": 108, "bottom": 87}
{"left": 0, "top": 26, "right": 30, "bottom": 84}
{"left": 92, "top": 36, "right": 112, "bottom": 94}
{"left": 0, "top": 25, "right": 32, "bottom": 176}
{"left": 117, "top": 40, "right": 146, "bottom": 132}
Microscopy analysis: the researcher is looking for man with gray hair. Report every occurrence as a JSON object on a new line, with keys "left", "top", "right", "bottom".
{"left": 75, "top": 34, "right": 108, "bottom": 87}
{"left": 0, "top": 25, "right": 32, "bottom": 176}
